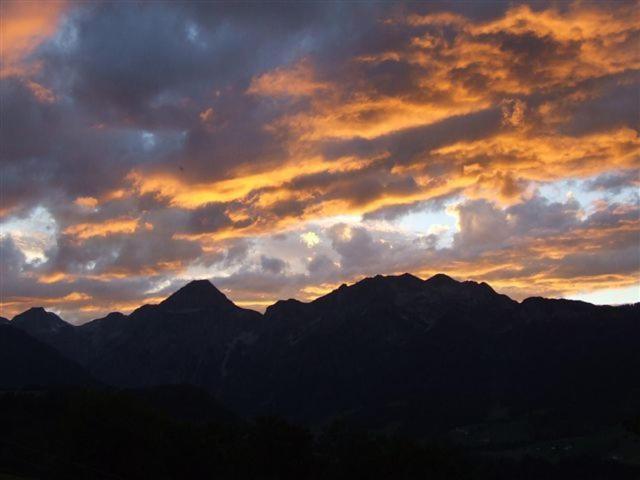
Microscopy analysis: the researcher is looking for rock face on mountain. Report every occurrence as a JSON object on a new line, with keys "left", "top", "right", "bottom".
{"left": 12, "top": 307, "right": 71, "bottom": 337}
{"left": 0, "top": 325, "right": 94, "bottom": 389}
{"left": 76, "top": 281, "right": 264, "bottom": 392}
{"left": 231, "top": 273, "right": 523, "bottom": 428}
{"left": 10, "top": 307, "right": 83, "bottom": 362}
{"left": 6, "top": 274, "right": 640, "bottom": 433}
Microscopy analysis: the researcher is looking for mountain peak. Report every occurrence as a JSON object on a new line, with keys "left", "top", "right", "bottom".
{"left": 11, "top": 307, "right": 70, "bottom": 333}
{"left": 314, "top": 273, "right": 425, "bottom": 306}
{"left": 159, "top": 279, "right": 235, "bottom": 311}
{"left": 26, "top": 306, "right": 47, "bottom": 314}
{"left": 359, "top": 273, "right": 424, "bottom": 287}
{"left": 13, "top": 307, "right": 59, "bottom": 321}
{"left": 424, "top": 273, "right": 458, "bottom": 287}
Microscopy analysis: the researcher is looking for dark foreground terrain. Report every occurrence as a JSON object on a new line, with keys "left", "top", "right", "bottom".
{"left": 1, "top": 273, "right": 639, "bottom": 478}
{"left": 1, "top": 387, "right": 639, "bottom": 480}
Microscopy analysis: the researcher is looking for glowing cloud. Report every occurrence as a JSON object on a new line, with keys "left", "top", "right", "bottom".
{"left": 1, "top": 1, "right": 638, "bottom": 320}
{"left": 63, "top": 218, "right": 144, "bottom": 241}
{"left": 300, "top": 231, "right": 320, "bottom": 248}
{"left": 0, "top": 0, "right": 67, "bottom": 77}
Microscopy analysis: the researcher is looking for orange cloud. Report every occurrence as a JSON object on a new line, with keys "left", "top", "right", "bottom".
{"left": 411, "top": 3, "right": 640, "bottom": 93}
{"left": 74, "top": 196, "right": 99, "bottom": 209}
{"left": 280, "top": 96, "right": 491, "bottom": 141}
{"left": 76, "top": 296, "right": 166, "bottom": 315}
{"left": 166, "top": 124, "right": 635, "bottom": 242}
{"left": 248, "top": 58, "right": 328, "bottom": 98}
{"left": 0, "top": 290, "right": 91, "bottom": 320}
{"left": 37, "top": 272, "right": 74, "bottom": 284}
{"left": 431, "top": 127, "right": 639, "bottom": 184}
{"left": 257, "top": 1, "right": 638, "bottom": 145}
{"left": 25, "top": 79, "right": 56, "bottom": 103}
{"left": 199, "top": 107, "right": 214, "bottom": 123}
{"left": 63, "top": 217, "right": 144, "bottom": 240}
{"left": 127, "top": 154, "right": 373, "bottom": 210}
{"left": 0, "top": 0, "right": 67, "bottom": 78}
{"left": 0, "top": 294, "right": 167, "bottom": 323}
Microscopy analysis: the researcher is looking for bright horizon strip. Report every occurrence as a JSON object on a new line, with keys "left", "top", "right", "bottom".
{"left": 567, "top": 284, "right": 640, "bottom": 306}
{"left": 1, "top": 272, "right": 638, "bottom": 326}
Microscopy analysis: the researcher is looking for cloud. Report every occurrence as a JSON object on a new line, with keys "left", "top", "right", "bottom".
{"left": 63, "top": 217, "right": 144, "bottom": 241}
{"left": 0, "top": 236, "right": 27, "bottom": 293}
{"left": 307, "top": 254, "right": 338, "bottom": 277}
{"left": 0, "top": 0, "right": 67, "bottom": 77}
{"left": 1, "top": 0, "right": 638, "bottom": 319}
{"left": 184, "top": 203, "right": 234, "bottom": 235}
{"left": 199, "top": 107, "right": 214, "bottom": 124}
{"left": 501, "top": 99, "right": 526, "bottom": 127}
{"left": 260, "top": 255, "right": 287, "bottom": 275}
{"left": 300, "top": 232, "right": 320, "bottom": 248}
{"left": 327, "top": 224, "right": 393, "bottom": 274}
{"left": 248, "top": 59, "right": 328, "bottom": 98}
{"left": 74, "top": 197, "right": 98, "bottom": 210}
{"left": 586, "top": 170, "right": 639, "bottom": 194}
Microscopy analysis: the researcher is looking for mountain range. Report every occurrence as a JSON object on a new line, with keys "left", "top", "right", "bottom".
{"left": 2, "top": 273, "right": 639, "bottom": 436}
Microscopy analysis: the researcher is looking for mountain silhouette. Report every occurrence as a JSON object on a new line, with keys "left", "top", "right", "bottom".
{"left": 11, "top": 306, "right": 84, "bottom": 364}
{"left": 0, "top": 324, "right": 94, "bottom": 389}
{"left": 74, "top": 280, "right": 261, "bottom": 390}
{"left": 159, "top": 279, "right": 237, "bottom": 312}
{"left": 5, "top": 273, "right": 640, "bottom": 435}
{"left": 12, "top": 307, "right": 70, "bottom": 335}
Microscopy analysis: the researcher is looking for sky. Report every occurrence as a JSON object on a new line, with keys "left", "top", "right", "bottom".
{"left": 0, "top": 0, "right": 638, "bottom": 323}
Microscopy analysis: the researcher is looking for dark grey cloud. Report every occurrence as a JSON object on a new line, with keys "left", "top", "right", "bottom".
{"left": 327, "top": 224, "right": 391, "bottom": 274}
{"left": 0, "top": 77, "right": 183, "bottom": 218}
{"left": 560, "top": 73, "right": 640, "bottom": 136}
{"left": 41, "top": 227, "right": 202, "bottom": 279}
{"left": 452, "top": 200, "right": 511, "bottom": 254}
{"left": 185, "top": 203, "right": 234, "bottom": 234}
{"left": 260, "top": 255, "right": 287, "bottom": 275}
{"left": 320, "top": 106, "right": 503, "bottom": 168}
{"left": 307, "top": 254, "right": 338, "bottom": 277}
{"left": 506, "top": 196, "right": 581, "bottom": 236}
{"left": 586, "top": 170, "right": 639, "bottom": 194}
{"left": 0, "top": 236, "right": 26, "bottom": 293}
{"left": 35, "top": 1, "right": 389, "bottom": 126}
{"left": 0, "top": 78, "right": 59, "bottom": 164}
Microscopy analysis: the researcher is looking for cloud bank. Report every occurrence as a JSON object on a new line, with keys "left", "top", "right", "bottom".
{"left": 1, "top": 0, "right": 638, "bottom": 321}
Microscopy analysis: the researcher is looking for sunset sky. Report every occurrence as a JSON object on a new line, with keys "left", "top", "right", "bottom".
{"left": 1, "top": 0, "right": 638, "bottom": 323}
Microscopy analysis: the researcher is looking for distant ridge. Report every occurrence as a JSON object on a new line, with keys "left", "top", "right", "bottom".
{"left": 12, "top": 307, "right": 71, "bottom": 333}
{"left": 0, "top": 324, "right": 94, "bottom": 388}
{"left": 5, "top": 273, "right": 639, "bottom": 436}
{"left": 424, "top": 272, "right": 458, "bottom": 286}
{"left": 7, "top": 273, "right": 626, "bottom": 323}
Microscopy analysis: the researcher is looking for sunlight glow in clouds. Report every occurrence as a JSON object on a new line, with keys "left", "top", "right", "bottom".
{"left": 0, "top": 207, "right": 57, "bottom": 263}
{"left": 300, "top": 232, "right": 320, "bottom": 248}
{"left": 0, "top": 1, "right": 638, "bottom": 322}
